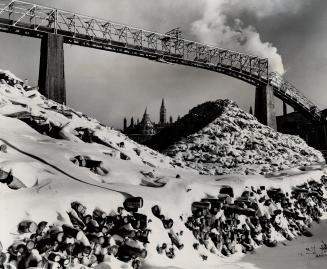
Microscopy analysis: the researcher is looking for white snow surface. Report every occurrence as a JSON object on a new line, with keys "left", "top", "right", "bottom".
{"left": 165, "top": 99, "right": 325, "bottom": 175}
{"left": 0, "top": 70, "right": 326, "bottom": 269}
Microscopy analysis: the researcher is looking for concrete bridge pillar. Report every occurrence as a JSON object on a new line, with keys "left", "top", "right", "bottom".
{"left": 255, "top": 84, "right": 277, "bottom": 130}
{"left": 38, "top": 33, "right": 66, "bottom": 104}
{"left": 283, "top": 101, "right": 287, "bottom": 116}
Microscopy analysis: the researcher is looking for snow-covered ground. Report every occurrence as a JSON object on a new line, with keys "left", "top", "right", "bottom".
{"left": 239, "top": 219, "right": 327, "bottom": 269}
{"left": 0, "top": 69, "right": 327, "bottom": 269}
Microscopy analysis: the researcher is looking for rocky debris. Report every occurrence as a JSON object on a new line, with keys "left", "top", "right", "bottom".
{"left": 0, "top": 143, "right": 7, "bottom": 153}
{"left": 70, "top": 156, "right": 109, "bottom": 176}
{"left": 163, "top": 100, "right": 324, "bottom": 175}
{"left": 0, "top": 169, "right": 26, "bottom": 190}
{"left": 90, "top": 136, "right": 131, "bottom": 161}
{"left": 74, "top": 127, "right": 93, "bottom": 143}
{"left": 5, "top": 111, "right": 64, "bottom": 139}
{"left": 117, "top": 142, "right": 125, "bottom": 148}
{"left": 120, "top": 152, "right": 131, "bottom": 161}
{"left": 0, "top": 70, "right": 24, "bottom": 87}
{"left": 133, "top": 148, "right": 141, "bottom": 156}
{"left": 140, "top": 171, "right": 155, "bottom": 178}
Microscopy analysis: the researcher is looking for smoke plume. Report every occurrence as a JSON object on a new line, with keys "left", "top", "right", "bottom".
{"left": 190, "top": 0, "right": 306, "bottom": 74}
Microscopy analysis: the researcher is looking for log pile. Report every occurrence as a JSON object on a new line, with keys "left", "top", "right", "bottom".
{"left": 1, "top": 177, "right": 327, "bottom": 268}
{"left": 185, "top": 177, "right": 327, "bottom": 256}
{"left": 0, "top": 198, "right": 149, "bottom": 269}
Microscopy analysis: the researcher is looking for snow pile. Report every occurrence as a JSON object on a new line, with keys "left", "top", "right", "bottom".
{"left": 163, "top": 100, "right": 324, "bottom": 175}
{"left": 0, "top": 70, "right": 175, "bottom": 171}
{"left": 0, "top": 69, "right": 327, "bottom": 269}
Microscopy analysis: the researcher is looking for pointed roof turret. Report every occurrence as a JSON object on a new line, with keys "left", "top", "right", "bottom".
{"left": 142, "top": 106, "right": 151, "bottom": 123}
{"left": 160, "top": 98, "right": 167, "bottom": 124}
{"left": 140, "top": 106, "right": 154, "bottom": 134}
{"left": 161, "top": 98, "right": 165, "bottom": 108}
{"left": 144, "top": 106, "right": 148, "bottom": 116}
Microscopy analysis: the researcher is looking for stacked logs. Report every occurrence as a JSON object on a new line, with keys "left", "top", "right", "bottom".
{"left": 1, "top": 176, "right": 327, "bottom": 267}
{"left": 152, "top": 205, "right": 184, "bottom": 259}
{"left": 185, "top": 178, "right": 327, "bottom": 257}
{"left": 1, "top": 197, "right": 148, "bottom": 269}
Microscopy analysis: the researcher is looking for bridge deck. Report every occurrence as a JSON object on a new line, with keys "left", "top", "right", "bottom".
{"left": 0, "top": 0, "right": 322, "bottom": 123}
{"left": 0, "top": 1, "right": 268, "bottom": 86}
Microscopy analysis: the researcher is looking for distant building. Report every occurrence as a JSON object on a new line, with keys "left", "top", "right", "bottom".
{"left": 277, "top": 111, "right": 327, "bottom": 150}
{"left": 123, "top": 98, "right": 175, "bottom": 143}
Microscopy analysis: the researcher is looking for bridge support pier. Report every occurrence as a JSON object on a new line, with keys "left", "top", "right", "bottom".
{"left": 38, "top": 33, "right": 66, "bottom": 104}
{"left": 283, "top": 101, "right": 287, "bottom": 116}
{"left": 255, "top": 84, "right": 277, "bottom": 130}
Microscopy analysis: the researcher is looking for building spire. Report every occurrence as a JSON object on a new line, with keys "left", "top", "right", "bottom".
{"left": 160, "top": 98, "right": 167, "bottom": 124}
{"left": 142, "top": 106, "right": 150, "bottom": 123}
{"left": 123, "top": 117, "right": 127, "bottom": 131}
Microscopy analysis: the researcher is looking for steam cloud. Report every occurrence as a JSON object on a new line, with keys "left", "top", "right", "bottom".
{"left": 190, "top": 0, "right": 306, "bottom": 74}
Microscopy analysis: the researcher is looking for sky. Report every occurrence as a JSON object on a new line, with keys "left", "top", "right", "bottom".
{"left": 0, "top": 0, "right": 327, "bottom": 129}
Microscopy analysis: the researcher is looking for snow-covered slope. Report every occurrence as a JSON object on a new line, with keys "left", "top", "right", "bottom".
{"left": 0, "top": 69, "right": 187, "bottom": 171}
{"left": 0, "top": 70, "right": 327, "bottom": 269}
{"left": 163, "top": 100, "right": 324, "bottom": 175}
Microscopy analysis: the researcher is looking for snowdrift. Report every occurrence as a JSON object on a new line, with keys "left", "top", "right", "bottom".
{"left": 0, "top": 69, "right": 180, "bottom": 172}
{"left": 0, "top": 69, "right": 327, "bottom": 269}
{"left": 162, "top": 99, "right": 324, "bottom": 175}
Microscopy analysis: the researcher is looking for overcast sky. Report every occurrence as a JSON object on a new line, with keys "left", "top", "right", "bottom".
{"left": 1, "top": 0, "right": 327, "bottom": 129}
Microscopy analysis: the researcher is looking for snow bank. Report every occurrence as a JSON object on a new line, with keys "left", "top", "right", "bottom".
{"left": 0, "top": 69, "right": 326, "bottom": 269}
{"left": 0, "top": 70, "right": 179, "bottom": 172}
{"left": 162, "top": 100, "right": 324, "bottom": 175}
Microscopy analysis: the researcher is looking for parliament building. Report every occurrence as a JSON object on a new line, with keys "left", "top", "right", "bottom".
{"left": 123, "top": 99, "right": 176, "bottom": 143}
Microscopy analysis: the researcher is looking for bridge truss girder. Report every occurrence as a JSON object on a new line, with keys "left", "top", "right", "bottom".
{"left": 269, "top": 72, "right": 321, "bottom": 122}
{"left": 0, "top": 0, "right": 268, "bottom": 85}
{"left": 0, "top": 0, "right": 322, "bottom": 124}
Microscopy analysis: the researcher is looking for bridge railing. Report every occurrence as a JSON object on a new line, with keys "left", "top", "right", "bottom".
{"left": 1, "top": 0, "right": 321, "bottom": 122}
{"left": 0, "top": 0, "right": 269, "bottom": 83}
{"left": 269, "top": 72, "right": 321, "bottom": 120}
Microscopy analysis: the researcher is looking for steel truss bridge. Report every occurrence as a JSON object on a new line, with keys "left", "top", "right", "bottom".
{"left": 0, "top": 0, "right": 322, "bottom": 123}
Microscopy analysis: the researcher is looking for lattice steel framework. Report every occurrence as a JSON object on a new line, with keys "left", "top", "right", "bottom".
{"left": 269, "top": 72, "right": 321, "bottom": 121}
{"left": 0, "top": 0, "right": 268, "bottom": 85}
{"left": 0, "top": 0, "right": 322, "bottom": 122}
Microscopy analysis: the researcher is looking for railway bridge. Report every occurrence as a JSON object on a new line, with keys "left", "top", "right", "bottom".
{"left": 0, "top": 0, "right": 323, "bottom": 132}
